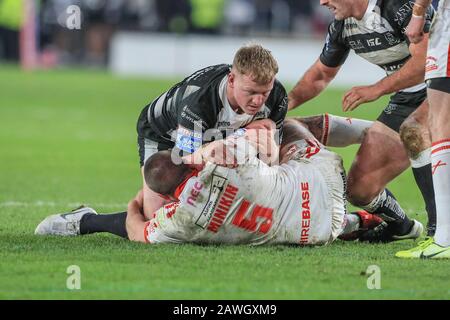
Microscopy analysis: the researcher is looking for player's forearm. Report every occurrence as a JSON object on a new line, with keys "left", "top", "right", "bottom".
{"left": 373, "top": 53, "right": 426, "bottom": 96}
{"left": 288, "top": 64, "right": 335, "bottom": 110}
{"left": 413, "top": 0, "right": 432, "bottom": 12}
{"left": 126, "top": 199, "right": 147, "bottom": 243}
{"left": 288, "top": 80, "right": 323, "bottom": 111}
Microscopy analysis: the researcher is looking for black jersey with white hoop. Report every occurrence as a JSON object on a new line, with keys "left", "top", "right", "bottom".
{"left": 137, "top": 64, "right": 287, "bottom": 154}
{"left": 320, "top": 0, "right": 434, "bottom": 92}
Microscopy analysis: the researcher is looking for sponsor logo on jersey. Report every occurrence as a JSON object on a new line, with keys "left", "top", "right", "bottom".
{"left": 366, "top": 38, "right": 382, "bottom": 47}
{"left": 349, "top": 40, "right": 365, "bottom": 50}
{"left": 175, "top": 127, "right": 203, "bottom": 153}
{"left": 187, "top": 181, "right": 204, "bottom": 207}
{"left": 394, "top": 2, "right": 414, "bottom": 25}
{"left": 207, "top": 184, "right": 239, "bottom": 233}
{"left": 180, "top": 106, "right": 207, "bottom": 129}
{"left": 384, "top": 103, "right": 398, "bottom": 115}
{"left": 425, "top": 56, "right": 438, "bottom": 73}
{"left": 384, "top": 32, "right": 400, "bottom": 46}
{"left": 300, "top": 182, "right": 311, "bottom": 244}
{"left": 253, "top": 110, "right": 268, "bottom": 119}
{"left": 345, "top": 22, "right": 358, "bottom": 30}
{"left": 164, "top": 202, "right": 180, "bottom": 219}
{"left": 217, "top": 121, "right": 231, "bottom": 128}
{"left": 195, "top": 175, "right": 228, "bottom": 228}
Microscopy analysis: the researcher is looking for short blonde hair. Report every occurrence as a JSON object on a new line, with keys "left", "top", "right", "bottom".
{"left": 232, "top": 44, "right": 279, "bottom": 84}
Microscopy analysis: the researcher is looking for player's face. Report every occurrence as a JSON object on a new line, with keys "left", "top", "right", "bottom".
{"left": 320, "top": 0, "right": 353, "bottom": 20}
{"left": 228, "top": 71, "right": 274, "bottom": 115}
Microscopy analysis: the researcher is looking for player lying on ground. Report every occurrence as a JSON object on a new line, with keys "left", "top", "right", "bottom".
{"left": 36, "top": 117, "right": 423, "bottom": 244}
{"left": 50, "top": 44, "right": 288, "bottom": 240}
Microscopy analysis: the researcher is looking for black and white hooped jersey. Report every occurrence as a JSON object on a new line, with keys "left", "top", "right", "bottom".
{"left": 137, "top": 64, "right": 288, "bottom": 153}
{"left": 320, "top": 0, "right": 434, "bottom": 92}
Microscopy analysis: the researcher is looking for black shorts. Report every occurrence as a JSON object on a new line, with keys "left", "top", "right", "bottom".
{"left": 137, "top": 104, "right": 175, "bottom": 167}
{"left": 137, "top": 136, "right": 173, "bottom": 167}
{"left": 427, "top": 77, "right": 450, "bottom": 94}
{"left": 377, "top": 89, "right": 427, "bottom": 133}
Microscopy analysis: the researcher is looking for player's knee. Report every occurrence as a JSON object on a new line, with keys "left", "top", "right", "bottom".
{"left": 399, "top": 120, "right": 426, "bottom": 158}
{"left": 346, "top": 175, "right": 382, "bottom": 207}
{"left": 290, "top": 115, "right": 324, "bottom": 141}
{"left": 347, "top": 187, "right": 378, "bottom": 207}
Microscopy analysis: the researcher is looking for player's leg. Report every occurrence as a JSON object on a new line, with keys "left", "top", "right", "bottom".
{"left": 396, "top": 1, "right": 450, "bottom": 257}
{"left": 294, "top": 112, "right": 422, "bottom": 240}
{"left": 34, "top": 206, "right": 129, "bottom": 237}
{"left": 399, "top": 100, "right": 436, "bottom": 236}
{"left": 396, "top": 83, "right": 450, "bottom": 258}
{"left": 428, "top": 85, "right": 450, "bottom": 248}
{"left": 339, "top": 210, "right": 384, "bottom": 241}
{"left": 73, "top": 138, "right": 167, "bottom": 238}
{"left": 80, "top": 137, "right": 165, "bottom": 237}
{"left": 346, "top": 121, "right": 419, "bottom": 238}
{"left": 291, "top": 114, "right": 373, "bottom": 147}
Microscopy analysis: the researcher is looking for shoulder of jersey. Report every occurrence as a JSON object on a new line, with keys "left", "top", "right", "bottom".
{"left": 183, "top": 64, "right": 231, "bottom": 86}
{"left": 328, "top": 19, "right": 346, "bottom": 37}
{"left": 272, "top": 78, "right": 286, "bottom": 94}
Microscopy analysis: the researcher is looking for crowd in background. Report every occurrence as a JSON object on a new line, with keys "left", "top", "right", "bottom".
{"left": 0, "top": 0, "right": 441, "bottom": 66}
{"left": 0, "top": 0, "right": 333, "bottom": 66}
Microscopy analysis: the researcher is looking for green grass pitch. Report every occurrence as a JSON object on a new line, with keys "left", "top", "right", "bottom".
{"left": 0, "top": 65, "right": 448, "bottom": 300}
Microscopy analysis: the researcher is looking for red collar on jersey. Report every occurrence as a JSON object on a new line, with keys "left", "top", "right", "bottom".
{"left": 173, "top": 169, "right": 200, "bottom": 200}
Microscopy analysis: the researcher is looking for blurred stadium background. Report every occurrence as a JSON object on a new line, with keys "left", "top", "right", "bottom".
{"left": 2, "top": 0, "right": 334, "bottom": 66}
{"left": 0, "top": 0, "right": 440, "bottom": 83}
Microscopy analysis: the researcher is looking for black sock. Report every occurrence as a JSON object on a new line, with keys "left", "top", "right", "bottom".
{"left": 412, "top": 164, "right": 436, "bottom": 236}
{"left": 364, "top": 189, "right": 413, "bottom": 235}
{"left": 80, "top": 212, "right": 128, "bottom": 239}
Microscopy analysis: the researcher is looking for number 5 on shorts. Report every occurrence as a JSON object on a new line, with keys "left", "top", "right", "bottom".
{"left": 232, "top": 200, "right": 273, "bottom": 234}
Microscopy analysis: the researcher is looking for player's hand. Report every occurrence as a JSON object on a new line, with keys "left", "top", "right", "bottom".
{"left": 245, "top": 119, "right": 276, "bottom": 131}
{"left": 134, "top": 189, "right": 144, "bottom": 209}
{"left": 342, "top": 85, "right": 382, "bottom": 112}
{"left": 202, "top": 141, "right": 239, "bottom": 168}
{"left": 406, "top": 15, "right": 426, "bottom": 44}
{"left": 126, "top": 198, "right": 147, "bottom": 242}
{"left": 244, "top": 128, "right": 279, "bottom": 166}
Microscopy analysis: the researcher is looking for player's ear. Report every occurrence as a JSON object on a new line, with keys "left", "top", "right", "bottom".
{"left": 228, "top": 71, "right": 235, "bottom": 88}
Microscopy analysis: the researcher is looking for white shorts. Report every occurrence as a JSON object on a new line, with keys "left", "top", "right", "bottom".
{"left": 425, "top": 2, "right": 450, "bottom": 80}
{"left": 289, "top": 140, "right": 347, "bottom": 244}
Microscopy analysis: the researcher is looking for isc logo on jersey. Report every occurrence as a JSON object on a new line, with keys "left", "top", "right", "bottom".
{"left": 175, "top": 127, "right": 202, "bottom": 153}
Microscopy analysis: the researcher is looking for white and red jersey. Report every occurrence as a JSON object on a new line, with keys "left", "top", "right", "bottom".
{"left": 425, "top": 0, "right": 450, "bottom": 80}
{"left": 144, "top": 140, "right": 346, "bottom": 246}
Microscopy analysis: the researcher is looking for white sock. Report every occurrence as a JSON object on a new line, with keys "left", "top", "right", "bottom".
{"left": 322, "top": 114, "right": 373, "bottom": 147}
{"left": 410, "top": 148, "right": 431, "bottom": 168}
{"left": 431, "top": 139, "right": 450, "bottom": 247}
{"left": 341, "top": 213, "right": 360, "bottom": 235}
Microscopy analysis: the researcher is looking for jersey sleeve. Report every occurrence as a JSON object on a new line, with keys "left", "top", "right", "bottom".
{"left": 319, "top": 20, "right": 350, "bottom": 68}
{"left": 268, "top": 82, "right": 288, "bottom": 145}
{"left": 144, "top": 202, "right": 184, "bottom": 244}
